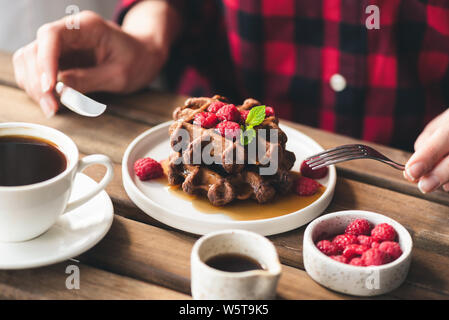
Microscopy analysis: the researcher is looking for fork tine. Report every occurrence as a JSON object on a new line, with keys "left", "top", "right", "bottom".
{"left": 306, "top": 148, "right": 362, "bottom": 166}
{"left": 304, "top": 143, "right": 405, "bottom": 171}
{"left": 304, "top": 144, "right": 362, "bottom": 162}
{"left": 307, "top": 149, "right": 365, "bottom": 167}
{"left": 310, "top": 155, "right": 368, "bottom": 170}
{"left": 306, "top": 145, "right": 363, "bottom": 165}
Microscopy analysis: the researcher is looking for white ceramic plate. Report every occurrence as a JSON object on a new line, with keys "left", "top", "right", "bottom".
{"left": 122, "top": 121, "right": 336, "bottom": 236}
{"left": 0, "top": 173, "right": 114, "bottom": 269}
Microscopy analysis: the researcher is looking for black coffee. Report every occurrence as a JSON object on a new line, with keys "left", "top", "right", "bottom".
{"left": 205, "top": 253, "right": 264, "bottom": 272}
{"left": 0, "top": 135, "right": 67, "bottom": 186}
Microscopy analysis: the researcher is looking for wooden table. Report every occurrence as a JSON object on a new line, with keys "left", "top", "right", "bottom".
{"left": 0, "top": 50, "right": 448, "bottom": 300}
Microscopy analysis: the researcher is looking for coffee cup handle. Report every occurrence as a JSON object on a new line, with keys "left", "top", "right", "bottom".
{"left": 64, "top": 154, "right": 114, "bottom": 213}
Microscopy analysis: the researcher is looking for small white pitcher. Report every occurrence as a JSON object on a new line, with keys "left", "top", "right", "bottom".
{"left": 191, "top": 229, "right": 282, "bottom": 300}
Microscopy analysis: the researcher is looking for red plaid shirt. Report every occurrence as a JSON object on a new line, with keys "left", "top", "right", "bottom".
{"left": 117, "top": 0, "right": 449, "bottom": 150}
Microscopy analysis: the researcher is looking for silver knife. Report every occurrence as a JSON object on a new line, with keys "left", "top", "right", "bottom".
{"left": 56, "top": 82, "right": 107, "bottom": 117}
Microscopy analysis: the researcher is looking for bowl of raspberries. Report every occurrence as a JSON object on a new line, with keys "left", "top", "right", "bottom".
{"left": 303, "top": 210, "right": 412, "bottom": 296}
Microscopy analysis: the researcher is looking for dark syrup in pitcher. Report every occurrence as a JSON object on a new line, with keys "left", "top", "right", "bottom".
{"left": 205, "top": 253, "right": 265, "bottom": 272}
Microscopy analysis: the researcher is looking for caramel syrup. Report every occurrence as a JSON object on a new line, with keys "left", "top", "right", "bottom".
{"left": 155, "top": 161, "right": 326, "bottom": 221}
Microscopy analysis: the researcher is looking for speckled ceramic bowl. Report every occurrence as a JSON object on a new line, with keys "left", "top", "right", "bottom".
{"left": 303, "top": 210, "right": 412, "bottom": 296}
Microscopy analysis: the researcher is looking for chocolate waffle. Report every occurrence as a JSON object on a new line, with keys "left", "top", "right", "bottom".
{"left": 167, "top": 151, "right": 296, "bottom": 206}
{"left": 167, "top": 95, "right": 297, "bottom": 206}
{"left": 169, "top": 95, "right": 289, "bottom": 174}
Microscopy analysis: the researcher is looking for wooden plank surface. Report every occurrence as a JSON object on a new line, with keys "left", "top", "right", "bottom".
{"left": 84, "top": 155, "right": 449, "bottom": 255}
{"left": 81, "top": 153, "right": 449, "bottom": 299}
{"left": 77, "top": 214, "right": 448, "bottom": 299}
{"left": 0, "top": 78, "right": 446, "bottom": 299}
{"left": 80, "top": 141, "right": 449, "bottom": 261}
{"left": 78, "top": 215, "right": 364, "bottom": 300}
{"left": 0, "top": 262, "right": 189, "bottom": 300}
{"left": 1, "top": 49, "right": 448, "bottom": 300}
{"left": 0, "top": 57, "right": 447, "bottom": 206}
{"left": 79, "top": 149, "right": 449, "bottom": 300}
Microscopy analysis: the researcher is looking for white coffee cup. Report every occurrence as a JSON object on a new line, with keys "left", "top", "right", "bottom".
{"left": 191, "top": 229, "right": 282, "bottom": 300}
{"left": 0, "top": 122, "right": 114, "bottom": 242}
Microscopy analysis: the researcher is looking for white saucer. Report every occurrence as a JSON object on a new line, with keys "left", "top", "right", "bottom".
{"left": 122, "top": 121, "right": 336, "bottom": 236}
{"left": 0, "top": 173, "right": 114, "bottom": 270}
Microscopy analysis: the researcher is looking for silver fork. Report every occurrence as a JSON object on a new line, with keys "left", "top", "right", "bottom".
{"left": 305, "top": 144, "right": 406, "bottom": 170}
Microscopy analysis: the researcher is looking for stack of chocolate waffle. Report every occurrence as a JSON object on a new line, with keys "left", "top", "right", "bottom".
{"left": 167, "top": 95, "right": 296, "bottom": 206}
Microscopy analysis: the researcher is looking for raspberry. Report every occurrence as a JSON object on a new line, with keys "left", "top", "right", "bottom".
{"left": 316, "top": 240, "right": 339, "bottom": 256}
{"left": 371, "top": 223, "right": 397, "bottom": 242}
{"left": 216, "top": 104, "right": 241, "bottom": 122}
{"left": 193, "top": 112, "right": 219, "bottom": 128}
{"left": 357, "top": 235, "right": 375, "bottom": 247}
{"left": 216, "top": 121, "right": 241, "bottom": 139}
{"left": 295, "top": 176, "right": 321, "bottom": 196}
{"left": 361, "top": 248, "right": 390, "bottom": 266}
{"left": 378, "top": 241, "right": 403, "bottom": 261}
{"left": 300, "top": 160, "right": 329, "bottom": 179}
{"left": 330, "top": 255, "right": 348, "bottom": 264}
{"left": 349, "top": 257, "right": 364, "bottom": 266}
{"left": 371, "top": 241, "right": 380, "bottom": 249}
{"left": 342, "top": 244, "right": 370, "bottom": 259}
{"left": 240, "top": 110, "right": 250, "bottom": 122}
{"left": 265, "top": 106, "right": 275, "bottom": 117}
{"left": 345, "top": 219, "right": 372, "bottom": 236}
{"left": 207, "top": 101, "right": 226, "bottom": 113}
{"left": 134, "top": 157, "right": 163, "bottom": 181}
{"left": 332, "top": 234, "right": 358, "bottom": 252}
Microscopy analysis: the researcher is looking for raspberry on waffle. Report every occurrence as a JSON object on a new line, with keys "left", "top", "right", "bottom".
{"left": 167, "top": 95, "right": 297, "bottom": 206}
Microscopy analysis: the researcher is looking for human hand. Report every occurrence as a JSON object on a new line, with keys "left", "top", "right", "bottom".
{"left": 12, "top": 10, "right": 169, "bottom": 117}
{"left": 404, "top": 108, "right": 449, "bottom": 193}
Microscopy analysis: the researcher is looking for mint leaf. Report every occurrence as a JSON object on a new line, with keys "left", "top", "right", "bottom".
{"left": 245, "top": 105, "right": 266, "bottom": 127}
{"left": 239, "top": 105, "right": 266, "bottom": 146}
{"left": 240, "top": 127, "right": 256, "bottom": 146}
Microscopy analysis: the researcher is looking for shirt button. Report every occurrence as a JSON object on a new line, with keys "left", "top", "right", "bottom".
{"left": 330, "top": 74, "right": 347, "bottom": 92}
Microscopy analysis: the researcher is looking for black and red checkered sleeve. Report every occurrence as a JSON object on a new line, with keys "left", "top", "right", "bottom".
{"left": 114, "top": 0, "right": 449, "bottom": 150}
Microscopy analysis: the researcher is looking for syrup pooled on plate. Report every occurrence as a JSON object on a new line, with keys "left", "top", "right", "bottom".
{"left": 157, "top": 160, "right": 326, "bottom": 221}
